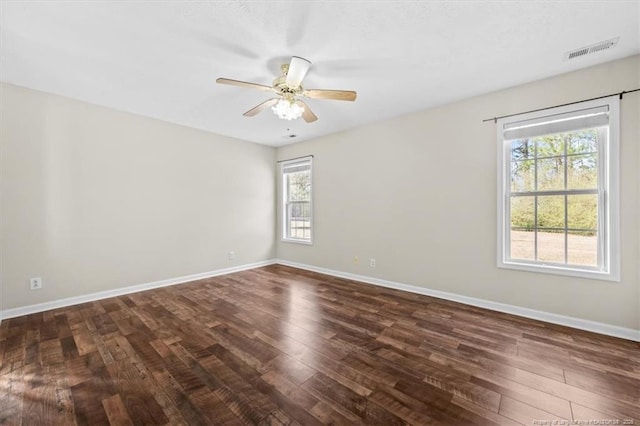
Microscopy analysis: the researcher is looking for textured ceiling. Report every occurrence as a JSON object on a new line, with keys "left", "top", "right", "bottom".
{"left": 1, "top": 1, "right": 639, "bottom": 146}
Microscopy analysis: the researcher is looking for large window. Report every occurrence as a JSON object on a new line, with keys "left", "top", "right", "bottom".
{"left": 497, "top": 97, "right": 619, "bottom": 280}
{"left": 281, "top": 156, "right": 312, "bottom": 244}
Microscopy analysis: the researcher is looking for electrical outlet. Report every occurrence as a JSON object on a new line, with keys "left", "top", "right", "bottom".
{"left": 228, "top": 251, "right": 235, "bottom": 261}
{"left": 370, "top": 258, "right": 376, "bottom": 268}
{"left": 30, "top": 277, "right": 42, "bottom": 290}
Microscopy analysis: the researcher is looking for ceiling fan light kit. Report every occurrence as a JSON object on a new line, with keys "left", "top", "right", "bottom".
{"left": 272, "top": 97, "right": 305, "bottom": 120}
{"left": 216, "top": 56, "right": 357, "bottom": 123}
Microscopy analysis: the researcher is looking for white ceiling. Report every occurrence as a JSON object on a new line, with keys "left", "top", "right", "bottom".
{"left": 1, "top": 1, "right": 639, "bottom": 147}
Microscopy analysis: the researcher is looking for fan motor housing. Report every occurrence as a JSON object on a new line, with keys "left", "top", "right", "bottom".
{"left": 273, "top": 64, "right": 304, "bottom": 96}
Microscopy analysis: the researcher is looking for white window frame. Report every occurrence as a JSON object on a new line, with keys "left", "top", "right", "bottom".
{"left": 497, "top": 96, "right": 620, "bottom": 281}
{"left": 281, "top": 156, "right": 313, "bottom": 245}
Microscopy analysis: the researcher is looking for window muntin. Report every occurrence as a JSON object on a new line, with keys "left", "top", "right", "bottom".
{"left": 498, "top": 98, "right": 619, "bottom": 280}
{"left": 281, "top": 157, "right": 312, "bottom": 243}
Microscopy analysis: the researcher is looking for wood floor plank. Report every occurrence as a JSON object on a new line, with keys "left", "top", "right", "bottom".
{"left": 571, "top": 401, "right": 638, "bottom": 425}
{"left": 426, "top": 345, "right": 639, "bottom": 420}
{"left": 376, "top": 347, "right": 502, "bottom": 412}
{"left": 190, "top": 386, "right": 245, "bottom": 425}
{"left": 471, "top": 371, "right": 573, "bottom": 418}
{"left": 101, "top": 394, "right": 134, "bottom": 426}
{"left": 441, "top": 340, "right": 567, "bottom": 382}
{"left": 195, "top": 351, "right": 278, "bottom": 419}
{"left": 367, "top": 386, "right": 435, "bottom": 425}
{"left": 261, "top": 353, "right": 316, "bottom": 386}
{"left": 309, "top": 400, "right": 359, "bottom": 425}
{"left": 151, "top": 368, "right": 211, "bottom": 425}
{"left": 452, "top": 395, "right": 522, "bottom": 426}
{"left": 70, "top": 375, "right": 112, "bottom": 425}
{"left": 0, "top": 365, "right": 25, "bottom": 425}
{"left": 302, "top": 372, "right": 405, "bottom": 425}
{"left": 105, "top": 359, "right": 169, "bottom": 425}
{"left": 20, "top": 364, "right": 56, "bottom": 426}
{"left": 499, "top": 395, "right": 567, "bottom": 424}
{"left": 252, "top": 376, "right": 325, "bottom": 426}
{"left": 1, "top": 264, "right": 638, "bottom": 425}
{"left": 564, "top": 365, "right": 640, "bottom": 405}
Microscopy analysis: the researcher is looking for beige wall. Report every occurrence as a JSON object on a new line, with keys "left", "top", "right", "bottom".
{"left": 1, "top": 83, "right": 276, "bottom": 311}
{"left": 277, "top": 55, "right": 640, "bottom": 330}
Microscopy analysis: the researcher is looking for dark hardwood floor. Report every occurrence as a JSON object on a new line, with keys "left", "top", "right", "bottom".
{"left": 1, "top": 264, "right": 639, "bottom": 425}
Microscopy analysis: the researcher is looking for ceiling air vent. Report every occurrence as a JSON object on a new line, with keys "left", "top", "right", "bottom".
{"left": 564, "top": 37, "right": 619, "bottom": 61}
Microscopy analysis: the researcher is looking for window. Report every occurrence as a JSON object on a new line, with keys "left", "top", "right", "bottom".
{"left": 497, "top": 97, "right": 619, "bottom": 280}
{"left": 281, "top": 156, "right": 312, "bottom": 244}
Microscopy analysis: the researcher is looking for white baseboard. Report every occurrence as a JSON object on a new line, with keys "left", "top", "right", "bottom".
{"left": 0, "top": 260, "right": 276, "bottom": 320}
{"left": 274, "top": 259, "right": 640, "bottom": 342}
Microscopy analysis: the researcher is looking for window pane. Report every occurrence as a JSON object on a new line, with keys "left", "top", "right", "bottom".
{"left": 287, "top": 171, "right": 310, "bottom": 202}
{"left": 537, "top": 195, "right": 565, "bottom": 229}
{"left": 567, "top": 232, "right": 597, "bottom": 266}
{"left": 536, "top": 158, "right": 564, "bottom": 190}
{"left": 567, "top": 194, "right": 598, "bottom": 230}
{"left": 511, "top": 196, "right": 534, "bottom": 230}
{"left": 287, "top": 201, "right": 310, "bottom": 239}
{"left": 537, "top": 230, "right": 565, "bottom": 263}
{"left": 510, "top": 230, "right": 535, "bottom": 261}
{"left": 567, "top": 153, "right": 598, "bottom": 190}
{"left": 510, "top": 196, "right": 534, "bottom": 261}
{"left": 568, "top": 129, "right": 597, "bottom": 154}
{"left": 511, "top": 139, "right": 535, "bottom": 160}
{"left": 511, "top": 160, "right": 534, "bottom": 192}
{"left": 535, "top": 134, "right": 565, "bottom": 158}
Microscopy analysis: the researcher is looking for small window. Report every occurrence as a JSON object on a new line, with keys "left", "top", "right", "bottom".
{"left": 497, "top": 97, "right": 619, "bottom": 280}
{"left": 281, "top": 156, "right": 312, "bottom": 244}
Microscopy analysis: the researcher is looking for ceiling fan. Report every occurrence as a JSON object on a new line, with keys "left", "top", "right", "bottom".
{"left": 216, "top": 56, "right": 357, "bottom": 123}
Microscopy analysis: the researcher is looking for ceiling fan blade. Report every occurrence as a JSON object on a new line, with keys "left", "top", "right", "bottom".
{"left": 286, "top": 56, "right": 311, "bottom": 87}
{"left": 216, "top": 78, "right": 273, "bottom": 92}
{"left": 296, "top": 100, "right": 318, "bottom": 123}
{"left": 243, "top": 98, "right": 279, "bottom": 117}
{"left": 303, "top": 89, "right": 357, "bottom": 101}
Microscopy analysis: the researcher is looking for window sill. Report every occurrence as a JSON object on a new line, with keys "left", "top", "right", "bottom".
{"left": 282, "top": 238, "right": 313, "bottom": 246}
{"left": 498, "top": 260, "right": 619, "bottom": 282}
